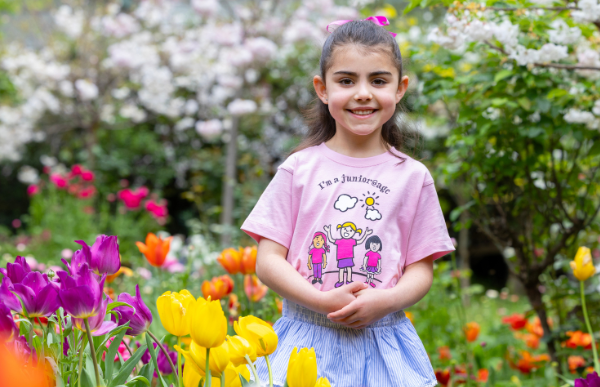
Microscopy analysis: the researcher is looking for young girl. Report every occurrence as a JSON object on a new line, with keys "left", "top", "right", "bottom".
{"left": 307, "top": 231, "right": 329, "bottom": 284}
{"left": 360, "top": 235, "right": 383, "bottom": 288}
{"left": 323, "top": 222, "right": 372, "bottom": 287}
{"left": 241, "top": 18, "right": 454, "bottom": 387}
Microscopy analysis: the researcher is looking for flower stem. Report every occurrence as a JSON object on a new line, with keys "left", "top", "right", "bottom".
{"left": 265, "top": 355, "right": 273, "bottom": 387}
{"left": 221, "top": 372, "right": 226, "bottom": 387}
{"left": 122, "top": 341, "right": 137, "bottom": 376}
{"left": 77, "top": 333, "right": 87, "bottom": 387}
{"left": 205, "top": 347, "right": 212, "bottom": 387}
{"left": 580, "top": 281, "right": 600, "bottom": 372}
{"left": 178, "top": 336, "right": 183, "bottom": 387}
{"left": 245, "top": 354, "right": 260, "bottom": 384}
{"left": 57, "top": 309, "right": 64, "bottom": 384}
{"left": 84, "top": 318, "right": 102, "bottom": 386}
{"left": 147, "top": 330, "right": 179, "bottom": 379}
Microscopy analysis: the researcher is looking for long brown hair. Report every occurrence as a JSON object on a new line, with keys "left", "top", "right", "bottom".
{"left": 291, "top": 20, "right": 419, "bottom": 161}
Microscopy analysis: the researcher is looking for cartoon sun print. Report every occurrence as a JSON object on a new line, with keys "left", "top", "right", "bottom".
{"left": 361, "top": 191, "right": 382, "bottom": 221}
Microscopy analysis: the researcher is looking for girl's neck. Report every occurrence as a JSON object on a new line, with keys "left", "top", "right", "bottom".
{"left": 324, "top": 126, "right": 387, "bottom": 158}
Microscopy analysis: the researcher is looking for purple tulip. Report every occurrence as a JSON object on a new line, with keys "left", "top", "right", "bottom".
{"left": 73, "top": 235, "right": 121, "bottom": 275}
{"left": 138, "top": 342, "right": 177, "bottom": 376}
{"left": 0, "top": 277, "right": 21, "bottom": 312}
{"left": 111, "top": 285, "right": 153, "bottom": 336}
{"left": 0, "top": 256, "right": 32, "bottom": 284}
{"left": 12, "top": 334, "right": 35, "bottom": 362}
{"left": 11, "top": 271, "right": 60, "bottom": 317}
{"left": 73, "top": 296, "right": 116, "bottom": 336}
{"left": 576, "top": 372, "right": 600, "bottom": 387}
{"left": 63, "top": 336, "right": 70, "bottom": 356}
{"left": 140, "top": 342, "right": 155, "bottom": 364}
{"left": 0, "top": 302, "right": 18, "bottom": 340}
{"left": 62, "top": 247, "right": 90, "bottom": 278}
{"left": 58, "top": 264, "right": 106, "bottom": 318}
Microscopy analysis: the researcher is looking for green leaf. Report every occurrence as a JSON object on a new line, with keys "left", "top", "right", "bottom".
{"left": 145, "top": 334, "right": 169, "bottom": 387}
{"left": 136, "top": 363, "right": 155, "bottom": 387}
{"left": 124, "top": 376, "right": 151, "bottom": 386}
{"left": 494, "top": 70, "right": 512, "bottom": 83}
{"left": 589, "top": 141, "right": 600, "bottom": 156}
{"left": 403, "top": 0, "right": 422, "bottom": 14}
{"left": 108, "top": 343, "right": 147, "bottom": 387}
{"left": 547, "top": 88, "right": 568, "bottom": 99}
{"left": 105, "top": 326, "right": 129, "bottom": 384}
{"left": 97, "top": 323, "right": 131, "bottom": 360}
{"left": 517, "top": 97, "right": 531, "bottom": 111}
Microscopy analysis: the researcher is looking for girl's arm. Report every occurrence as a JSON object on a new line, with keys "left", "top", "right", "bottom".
{"left": 323, "top": 225, "right": 336, "bottom": 244}
{"left": 361, "top": 255, "right": 368, "bottom": 270}
{"left": 355, "top": 228, "right": 373, "bottom": 244}
{"left": 307, "top": 254, "right": 312, "bottom": 269}
{"left": 256, "top": 237, "right": 367, "bottom": 315}
{"left": 327, "top": 255, "right": 435, "bottom": 329}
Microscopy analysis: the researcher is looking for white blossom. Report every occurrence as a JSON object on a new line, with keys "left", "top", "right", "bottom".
{"left": 492, "top": 20, "right": 519, "bottom": 49}
{"left": 18, "top": 166, "right": 39, "bottom": 185}
{"left": 195, "top": 119, "right": 223, "bottom": 139}
{"left": 75, "top": 79, "right": 99, "bottom": 101}
{"left": 191, "top": 0, "right": 219, "bottom": 17}
{"left": 549, "top": 20, "right": 582, "bottom": 45}
{"left": 464, "top": 19, "right": 494, "bottom": 42}
{"left": 572, "top": 0, "right": 600, "bottom": 23}
{"left": 175, "top": 117, "right": 195, "bottom": 131}
{"left": 245, "top": 37, "right": 278, "bottom": 62}
{"left": 120, "top": 104, "right": 147, "bottom": 123}
{"left": 564, "top": 108, "right": 600, "bottom": 129}
{"left": 100, "top": 13, "right": 140, "bottom": 38}
{"left": 54, "top": 5, "right": 84, "bottom": 39}
{"left": 227, "top": 99, "right": 257, "bottom": 116}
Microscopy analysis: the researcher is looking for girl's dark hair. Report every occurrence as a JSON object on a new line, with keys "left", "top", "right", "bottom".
{"left": 365, "top": 235, "right": 382, "bottom": 251}
{"left": 291, "top": 20, "right": 419, "bottom": 160}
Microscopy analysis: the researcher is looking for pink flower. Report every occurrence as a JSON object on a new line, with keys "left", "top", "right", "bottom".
{"left": 71, "top": 165, "right": 83, "bottom": 176}
{"left": 81, "top": 170, "right": 94, "bottom": 182}
{"left": 27, "top": 184, "right": 40, "bottom": 196}
{"left": 50, "top": 174, "right": 69, "bottom": 189}
{"left": 145, "top": 199, "right": 168, "bottom": 219}
{"left": 117, "top": 187, "right": 149, "bottom": 209}
{"left": 77, "top": 186, "right": 96, "bottom": 199}
{"left": 163, "top": 256, "right": 185, "bottom": 273}
{"left": 103, "top": 337, "right": 131, "bottom": 362}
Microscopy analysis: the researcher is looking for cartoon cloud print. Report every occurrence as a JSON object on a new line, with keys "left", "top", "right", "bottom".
{"left": 365, "top": 208, "right": 382, "bottom": 221}
{"left": 334, "top": 194, "right": 358, "bottom": 212}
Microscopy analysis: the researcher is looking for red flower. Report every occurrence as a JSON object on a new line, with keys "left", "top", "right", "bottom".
{"left": 568, "top": 355, "right": 586, "bottom": 374}
{"left": 50, "top": 173, "right": 68, "bottom": 189}
{"left": 27, "top": 184, "right": 40, "bottom": 196}
{"left": 502, "top": 313, "right": 528, "bottom": 330}
{"left": 464, "top": 322, "right": 480, "bottom": 342}
{"left": 565, "top": 331, "right": 593, "bottom": 350}
{"left": 77, "top": 186, "right": 96, "bottom": 199}
{"left": 438, "top": 346, "right": 451, "bottom": 360}
{"left": 477, "top": 369, "right": 489, "bottom": 382}
{"left": 435, "top": 369, "right": 451, "bottom": 386}
{"left": 117, "top": 187, "right": 149, "bottom": 209}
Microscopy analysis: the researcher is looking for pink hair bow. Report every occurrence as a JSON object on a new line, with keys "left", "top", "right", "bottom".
{"left": 326, "top": 16, "right": 397, "bottom": 37}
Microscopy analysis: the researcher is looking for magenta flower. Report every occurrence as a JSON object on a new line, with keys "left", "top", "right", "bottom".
{"left": 27, "top": 184, "right": 40, "bottom": 196}
{"left": 11, "top": 271, "right": 60, "bottom": 317}
{"left": 64, "top": 235, "right": 120, "bottom": 276}
{"left": 576, "top": 372, "right": 600, "bottom": 387}
{"left": 13, "top": 335, "right": 34, "bottom": 361}
{"left": 111, "top": 285, "right": 152, "bottom": 336}
{"left": 0, "top": 256, "right": 32, "bottom": 284}
{"left": 50, "top": 173, "right": 69, "bottom": 188}
{"left": 58, "top": 264, "right": 106, "bottom": 318}
{"left": 0, "top": 277, "right": 22, "bottom": 312}
{"left": 0, "top": 302, "right": 18, "bottom": 340}
{"left": 156, "top": 345, "right": 178, "bottom": 376}
{"left": 145, "top": 199, "right": 168, "bottom": 219}
{"left": 117, "top": 187, "right": 149, "bottom": 209}
{"left": 72, "top": 296, "right": 116, "bottom": 336}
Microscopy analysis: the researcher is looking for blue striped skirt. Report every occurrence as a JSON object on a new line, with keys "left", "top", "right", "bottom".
{"left": 252, "top": 300, "right": 437, "bottom": 387}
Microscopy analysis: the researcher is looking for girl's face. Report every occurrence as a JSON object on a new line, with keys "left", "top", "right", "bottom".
{"left": 370, "top": 242, "right": 381, "bottom": 252}
{"left": 341, "top": 226, "right": 355, "bottom": 239}
{"left": 313, "top": 235, "right": 324, "bottom": 248}
{"left": 314, "top": 44, "right": 409, "bottom": 139}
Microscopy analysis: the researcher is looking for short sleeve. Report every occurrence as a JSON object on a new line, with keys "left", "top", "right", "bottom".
{"left": 404, "top": 182, "right": 455, "bottom": 267}
{"left": 241, "top": 169, "right": 294, "bottom": 248}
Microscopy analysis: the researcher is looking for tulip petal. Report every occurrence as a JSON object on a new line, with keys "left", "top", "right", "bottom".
{"left": 59, "top": 285, "right": 96, "bottom": 318}
{"left": 92, "top": 321, "right": 117, "bottom": 336}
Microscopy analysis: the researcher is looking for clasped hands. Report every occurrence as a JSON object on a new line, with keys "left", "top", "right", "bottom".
{"left": 320, "top": 282, "right": 392, "bottom": 329}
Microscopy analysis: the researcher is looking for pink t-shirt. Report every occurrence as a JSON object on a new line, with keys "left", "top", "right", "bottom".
{"left": 334, "top": 238, "right": 356, "bottom": 260}
{"left": 366, "top": 251, "right": 381, "bottom": 267}
{"left": 308, "top": 247, "right": 325, "bottom": 264}
{"left": 241, "top": 142, "right": 455, "bottom": 290}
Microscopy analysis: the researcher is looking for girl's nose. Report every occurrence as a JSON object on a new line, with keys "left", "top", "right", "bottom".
{"left": 354, "top": 81, "right": 373, "bottom": 101}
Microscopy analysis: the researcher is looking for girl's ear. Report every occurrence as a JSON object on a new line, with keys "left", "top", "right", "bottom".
{"left": 395, "top": 75, "right": 409, "bottom": 104}
{"left": 313, "top": 75, "right": 328, "bottom": 104}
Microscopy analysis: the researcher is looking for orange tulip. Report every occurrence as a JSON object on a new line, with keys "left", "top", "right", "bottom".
{"left": 240, "top": 246, "right": 257, "bottom": 274}
{"left": 202, "top": 275, "right": 234, "bottom": 300}
{"left": 434, "top": 369, "right": 450, "bottom": 386}
{"left": 502, "top": 313, "right": 528, "bottom": 330}
{"left": 438, "top": 346, "right": 451, "bottom": 361}
{"left": 568, "top": 355, "right": 586, "bottom": 374}
{"left": 464, "top": 322, "right": 480, "bottom": 342}
{"left": 405, "top": 311, "right": 414, "bottom": 324}
{"left": 477, "top": 369, "right": 489, "bottom": 382}
{"left": 136, "top": 233, "right": 172, "bottom": 267}
{"left": 244, "top": 274, "right": 268, "bottom": 302}
{"left": 0, "top": 342, "right": 51, "bottom": 387}
{"left": 275, "top": 298, "right": 283, "bottom": 314}
{"left": 513, "top": 351, "right": 549, "bottom": 374}
{"left": 217, "top": 248, "right": 243, "bottom": 274}
{"left": 565, "top": 331, "right": 593, "bottom": 349}
{"left": 106, "top": 266, "right": 133, "bottom": 283}
{"left": 525, "top": 316, "right": 552, "bottom": 337}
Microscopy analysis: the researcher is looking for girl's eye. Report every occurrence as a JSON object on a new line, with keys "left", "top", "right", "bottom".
{"left": 373, "top": 79, "right": 387, "bottom": 85}
{"left": 339, "top": 78, "right": 353, "bottom": 85}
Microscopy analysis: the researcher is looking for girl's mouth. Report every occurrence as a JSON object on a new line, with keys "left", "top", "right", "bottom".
{"left": 346, "top": 109, "right": 378, "bottom": 119}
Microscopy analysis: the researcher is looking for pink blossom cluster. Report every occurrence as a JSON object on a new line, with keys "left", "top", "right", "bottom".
{"left": 29, "top": 164, "right": 96, "bottom": 200}
{"left": 116, "top": 185, "right": 169, "bottom": 225}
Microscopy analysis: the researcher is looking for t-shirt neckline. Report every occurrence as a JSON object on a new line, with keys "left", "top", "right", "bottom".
{"left": 319, "top": 142, "right": 396, "bottom": 167}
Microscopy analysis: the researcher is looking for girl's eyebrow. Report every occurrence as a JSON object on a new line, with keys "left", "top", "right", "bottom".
{"left": 333, "top": 70, "right": 393, "bottom": 77}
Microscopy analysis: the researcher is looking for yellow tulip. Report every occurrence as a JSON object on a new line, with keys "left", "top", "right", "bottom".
{"left": 214, "top": 364, "right": 251, "bottom": 387}
{"left": 315, "top": 377, "right": 332, "bottom": 387}
{"left": 570, "top": 247, "right": 596, "bottom": 282}
{"left": 225, "top": 335, "right": 257, "bottom": 366}
{"left": 183, "top": 362, "right": 203, "bottom": 387}
{"left": 286, "top": 347, "right": 317, "bottom": 387}
{"left": 175, "top": 340, "right": 230, "bottom": 377}
{"left": 156, "top": 290, "right": 195, "bottom": 336}
{"left": 234, "top": 315, "right": 278, "bottom": 357}
{"left": 189, "top": 296, "right": 227, "bottom": 348}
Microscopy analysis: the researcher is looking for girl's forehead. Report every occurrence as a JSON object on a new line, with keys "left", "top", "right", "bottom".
{"left": 327, "top": 45, "right": 397, "bottom": 75}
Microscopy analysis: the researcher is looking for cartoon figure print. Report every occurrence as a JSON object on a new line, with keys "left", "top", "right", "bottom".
{"left": 360, "top": 235, "right": 382, "bottom": 287}
{"left": 307, "top": 232, "right": 329, "bottom": 285}
{"left": 323, "top": 222, "right": 373, "bottom": 288}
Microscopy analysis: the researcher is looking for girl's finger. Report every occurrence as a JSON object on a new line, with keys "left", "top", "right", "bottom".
{"left": 327, "top": 303, "right": 358, "bottom": 320}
